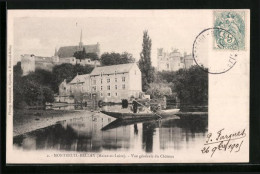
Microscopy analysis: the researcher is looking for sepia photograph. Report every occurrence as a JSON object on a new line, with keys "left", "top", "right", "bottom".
{"left": 6, "top": 10, "right": 249, "bottom": 163}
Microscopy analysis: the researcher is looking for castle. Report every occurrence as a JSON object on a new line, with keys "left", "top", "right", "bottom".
{"left": 21, "top": 30, "right": 101, "bottom": 76}
{"left": 157, "top": 48, "right": 194, "bottom": 71}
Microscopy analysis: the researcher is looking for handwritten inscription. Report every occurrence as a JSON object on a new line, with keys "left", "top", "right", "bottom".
{"left": 201, "top": 128, "right": 246, "bottom": 157}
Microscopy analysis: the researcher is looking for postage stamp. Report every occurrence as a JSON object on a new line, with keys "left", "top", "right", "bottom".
{"left": 193, "top": 28, "right": 239, "bottom": 74}
{"left": 213, "top": 11, "right": 245, "bottom": 50}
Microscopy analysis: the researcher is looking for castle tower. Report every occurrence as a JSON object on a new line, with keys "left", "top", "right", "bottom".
{"left": 21, "top": 54, "right": 36, "bottom": 76}
{"left": 54, "top": 47, "right": 58, "bottom": 56}
{"left": 157, "top": 48, "right": 164, "bottom": 71}
{"left": 79, "top": 29, "right": 83, "bottom": 50}
{"left": 52, "top": 47, "right": 59, "bottom": 63}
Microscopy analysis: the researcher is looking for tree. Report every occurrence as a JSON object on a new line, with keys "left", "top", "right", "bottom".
{"left": 146, "top": 82, "right": 172, "bottom": 99}
{"left": 22, "top": 79, "right": 42, "bottom": 106}
{"left": 13, "top": 61, "right": 23, "bottom": 78}
{"left": 158, "top": 65, "right": 208, "bottom": 105}
{"left": 42, "top": 86, "right": 55, "bottom": 103}
{"left": 73, "top": 48, "right": 88, "bottom": 60}
{"left": 138, "top": 30, "right": 155, "bottom": 92}
{"left": 74, "top": 48, "right": 99, "bottom": 61}
{"left": 120, "top": 52, "right": 135, "bottom": 64}
{"left": 52, "top": 63, "right": 94, "bottom": 93}
{"left": 24, "top": 69, "right": 53, "bottom": 88}
{"left": 73, "top": 64, "right": 95, "bottom": 75}
{"left": 52, "top": 63, "right": 75, "bottom": 93}
{"left": 100, "top": 52, "right": 135, "bottom": 66}
{"left": 85, "top": 53, "right": 99, "bottom": 61}
{"left": 13, "top": 62, "right": 24, "bottom": 108}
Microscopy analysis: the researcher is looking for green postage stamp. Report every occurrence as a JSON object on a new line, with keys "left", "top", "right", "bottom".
{"left": 214, "top": 11, "right": 245, "bottom": 50}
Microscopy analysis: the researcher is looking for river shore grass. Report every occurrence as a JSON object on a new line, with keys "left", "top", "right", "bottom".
{"left": 13, "top": 109, "right": 91, "bottom": 137}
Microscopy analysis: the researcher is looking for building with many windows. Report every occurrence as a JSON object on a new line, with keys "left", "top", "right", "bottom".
{"left": 58, "top": 63, "right": 142, "bottom": 103}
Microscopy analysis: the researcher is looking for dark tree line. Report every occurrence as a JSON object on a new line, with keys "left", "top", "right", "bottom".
{"left": 157, "top": 66, "right": 208, "bottom": 105}
{"left": 73, "top": 48, "right": 99, "bottom": 60}
{"left": 13, "top": 62, "right": 95, "bottom": 109}
{"left": 100, "top": 52, "right": 135, "bottom": 66}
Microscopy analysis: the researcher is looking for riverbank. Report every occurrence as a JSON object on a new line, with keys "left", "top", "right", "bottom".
{"left": 13, "top": 109, "right": 93, "bottom": 137}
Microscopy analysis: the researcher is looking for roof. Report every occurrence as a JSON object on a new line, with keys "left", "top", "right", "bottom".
{"left": 35, "top": 56, "right": 53, "bottom": 62}
{"left": 57, "top": 44, "right": 100, "bottom": 58}
{"left": 90, "top": 63, "right": 136, "bottom": 76}
{"left": 69, "top": 74, "right": 90, "bottom": 84}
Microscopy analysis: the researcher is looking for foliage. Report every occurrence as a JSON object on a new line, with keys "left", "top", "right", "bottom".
{"left": 73, "top": 48, "right": 99, "bottom": 61}
{"left": 52, "top": 63, "right": 94, "bottom": 93}
{"left": 22, "top": 79, "right": 42, "bottom": 105}
{"left": 13, "top": 62, "right": 94, "bottom": 108}
{"left": 146, "top": 82, "right": 172, "bottom": 99}
{"left": 42, "top": 86, "right": 55, "bottom": 103}
{"left": 24, "top": 69, "right": 53, "bottom": 88}
{"left": 100, "top": 52, "right": 135, "bottom": 66}
{"left": 138, "top": 30, "right": 155, "bottom": 92}
{"left": 13, "top": 61, "right": 23, "bottom": 78}
{"left": 13, "top": 62, "right": 24, "bottom": 108}
{"left": 85, "top": 53, "right": 99, "bottom": 61}
{"left": 73, "top": 48, "right": 88, "bottom": 60}
{"left": 157, "top": 66, "right": 208, "bottom": 105}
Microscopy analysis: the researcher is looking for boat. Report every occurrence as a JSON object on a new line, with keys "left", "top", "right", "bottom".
{"left": 101, "top": 116, "right": 179, "bottom": 131}
{"left": 100, "top": 109, "right": 180, "bottom": 120}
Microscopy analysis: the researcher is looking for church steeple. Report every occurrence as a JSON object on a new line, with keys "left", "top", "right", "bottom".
{"left": 79, "top": 29, "right": 83, "bottom": 49}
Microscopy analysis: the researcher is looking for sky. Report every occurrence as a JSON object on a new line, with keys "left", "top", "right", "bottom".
{"left": 10, "top": 10, "right": 212, "bottom": 66}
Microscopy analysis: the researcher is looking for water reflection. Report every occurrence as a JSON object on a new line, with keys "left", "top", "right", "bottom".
{"left": 14, "top": 105, "right": 207, "bottom": 153}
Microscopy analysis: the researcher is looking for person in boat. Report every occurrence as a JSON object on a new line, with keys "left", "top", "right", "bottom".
{"left": 132, "top": 99, "right": 138, "bottom": 113}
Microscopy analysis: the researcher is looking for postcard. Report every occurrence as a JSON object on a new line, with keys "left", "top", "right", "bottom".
{"left": 6, "top": 9, "right": 249, "bottom": 163}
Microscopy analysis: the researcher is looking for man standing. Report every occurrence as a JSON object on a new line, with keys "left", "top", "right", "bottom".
{"left": 132, "top": 99, "right": 138, "bottom": 113}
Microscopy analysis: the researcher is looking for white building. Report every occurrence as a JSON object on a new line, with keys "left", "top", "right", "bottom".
{"left": 58, "top": 63, "right": 142, "bottom": 103}
{"left": 57, "top": 74, "right": 91, "bottom": 103}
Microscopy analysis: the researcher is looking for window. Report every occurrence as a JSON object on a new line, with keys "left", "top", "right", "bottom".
{"left": 107, "top": 78, "right": 110, "bottom": 83}
{"left": 101, "top": 79, "right": 103, "bottom": 84}
{"left": 122, "top": 77, "right": 125, "bottom": 82}
{"left": 115, "top": 85, "right": 117, "bottom": 90}
{"left": 115, "top": 70, "right": 117, "bottom": 75}
{"left": 92, "top": 86, "right": 96, "bottom": 91}
{"left": 107, "top": 93, "right": 111, "bottom": 97}
{"left": 100, "top": 93, "right": 103, "bottom": 97}
{"left": 115, "top": 78, "right": 117, "bottom": 82}
{"left": 107, "top": 85, "right": 110, "bottom": 90}
{"left": 92, "top": 79, "right": 96, "bottom": 85}
{"left": 115, "top": 92, "right": 118, "bottom": 96}
{"left": 101, "top": 86, "right": 103, "bottom": 90}
{"left": 122, "top": 84, "right": 125, "bottom": 90}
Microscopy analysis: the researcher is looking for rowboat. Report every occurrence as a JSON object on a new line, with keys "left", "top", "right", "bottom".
{"left": 100, "top": 109, "right": 180, "bottom": 120}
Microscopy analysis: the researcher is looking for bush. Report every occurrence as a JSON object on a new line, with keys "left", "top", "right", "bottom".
{"left": 146, "top": 82, "right": 172, "bottom": 99}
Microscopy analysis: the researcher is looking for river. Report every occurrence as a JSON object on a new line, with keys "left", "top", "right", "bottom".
{"left": 13, "top": 105, "right": 207, "bottom": 154}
